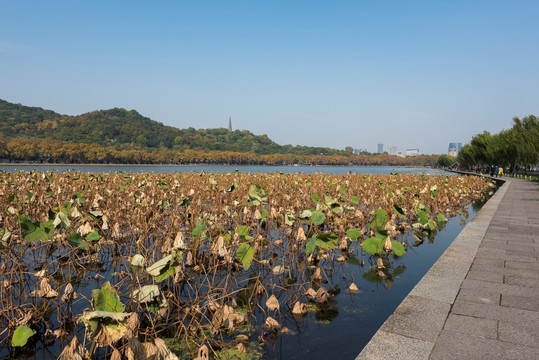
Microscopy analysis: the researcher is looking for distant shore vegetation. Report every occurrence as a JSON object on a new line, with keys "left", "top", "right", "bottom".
{"left": 0, "top": 137, "right": 439, "bottom": 166}
{"left": 0, "top": 98, "right": 439, "bottom": 166}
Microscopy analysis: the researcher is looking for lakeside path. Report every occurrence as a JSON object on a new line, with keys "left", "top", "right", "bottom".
{"left": 357, "top": 177, "right": 539, "bottom": 360}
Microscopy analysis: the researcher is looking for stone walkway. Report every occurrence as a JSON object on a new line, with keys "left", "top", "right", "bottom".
{"left": 356, "top": 178, "right": 539, "bottom": 360}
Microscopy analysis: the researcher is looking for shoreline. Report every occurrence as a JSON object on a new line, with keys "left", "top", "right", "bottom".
{"left": 0, "top": 162, "right": 433, "bottom": 168}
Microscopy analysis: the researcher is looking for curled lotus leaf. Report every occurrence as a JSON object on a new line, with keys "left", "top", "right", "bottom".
{"left": 272, "top": 265, "right": 286, "bottom": 275}
{"left": 80, "top": 310, "right": 131, "bottom": 322}
{"left": 146, "top": 251, "right": 182, "bottom": 282}
{"left": 130, "top": 254, "right": 145, "bottom": 267}
{"left": 265, "top": 294, "right": 279, "bottom": 311}
{"left": 79, "top": 310, "right": 132, "bottom": 347}
{"left": 292, "top": 301, "right": 307, "bottom": 315}
{"left": 132, "top": 285, "right": 169, "bottom": 312}
{"left": 247, "top": 183, "right": 268, "bottom": 206}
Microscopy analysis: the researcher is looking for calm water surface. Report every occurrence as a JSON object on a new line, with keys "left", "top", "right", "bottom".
{"left": 0, "top": 164, "right": 445, "bottom": 176}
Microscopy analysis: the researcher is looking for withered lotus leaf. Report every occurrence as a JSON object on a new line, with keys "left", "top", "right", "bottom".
{"left": 266, "top": 294, "right": 280, "bottom": 312}
{"left": 0, "top": 170, "right": 492, "bottom": 357}
{"left": 264, "top": 316, "right": 280, "bottom": 330}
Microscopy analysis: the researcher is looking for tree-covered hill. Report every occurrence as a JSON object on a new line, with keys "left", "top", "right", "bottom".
{"left": 0, "top": 98, "right": 345, "bottom": 156}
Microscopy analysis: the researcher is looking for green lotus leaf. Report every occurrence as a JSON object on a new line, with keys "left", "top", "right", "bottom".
{"left": 236, "top": 243, "right": 254, "bottom": 270}
{"left": 67, "top": 232, "right": 89, "bottom": 250}
{"left": 12, "top": 326, "right": 35, "bottom": 347}
{"left": 92, "top": 282, "right": 125, "bottom": 313}
{"left": 346, "top": 228, "right": 361, "bottom": 240}
{"left": 391, "top": 241, "right": 406, "bottom": 256}
{"left": 362, "top": 237, "right": 383, "bottom": 255}
{"left": 311, "top": 210, "right": 325, "bottom": 225}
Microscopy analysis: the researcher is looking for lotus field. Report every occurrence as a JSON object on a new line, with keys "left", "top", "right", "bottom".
{"left": 0, "top": 171, "right": 493, "bottom": 359}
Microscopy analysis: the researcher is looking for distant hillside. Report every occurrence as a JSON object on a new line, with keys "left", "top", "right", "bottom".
{"left": 0, "top": 99, "right": 345, "bottom": 156}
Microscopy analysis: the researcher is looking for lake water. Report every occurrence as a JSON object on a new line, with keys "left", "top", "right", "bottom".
{"left": 0, "top": 164, "right": 444, "bottom": 176}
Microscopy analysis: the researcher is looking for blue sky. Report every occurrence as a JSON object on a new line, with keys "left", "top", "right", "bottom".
{"left": 1, "top": 0, "right": 538, "bottom": 154}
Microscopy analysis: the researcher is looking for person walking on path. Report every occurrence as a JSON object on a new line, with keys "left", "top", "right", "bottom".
{"left": 498, "top": 166, "right": 504, "bottom": 177}
{"left": 494, "top": 165, "right": 499, "bottom": 177}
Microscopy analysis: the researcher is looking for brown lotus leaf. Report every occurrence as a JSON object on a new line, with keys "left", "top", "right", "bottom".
{"left": 305, "top": 288, "right": 317, "bottom": 299}
{"left": 16, "top": 312, "right": 32, "bottom": 327}
{"left": 254, "top": 209, "right": 261, "bottom": 220}
{"left": 211, "top": 235, "right": 228, "bottom": 258}
{"left": 236, "top": 342, "right": 247, "bottom": 353}
{"left": 173, "top": 231, "right": 186, "bottom": 250}
{"left": 255, "top": 284, "right": 265, "bottom": 296}
{"left": 126, "top": 312, "right": 139, "bottom": 339}
{"left": 312, "top": 267, "right": 322, "bottom": 282}
{"left": 61, "top": 283, "right": 77, "bottom": 303}
{"left": 111, "top": 348, "right": 122, "bottom": 360}
{"left": 38, "top": 277, "right": 59, "bottom": 299}
{"left": 376, "top": 257, "right": 385, "bottom": 269}
{"left": 280, "top": 327, "right": 295, "bottom": 335}
{"left": 77, "top": 222, "right": 93, "bottom": 236}
{"left": 265, "top": 316, "right": 279, "bottom": 330}
{"left": 211, "top": 304, "right": 244, "bottom": 333}
{"left": 71, "top": 206, "right": 81, "bottom": 218}
{"left": 154, "top": 337, "right": 179, "bottom": 360}
{"left": 206, "top": 298, "right": 221, "bottom": 312}
{"left": 185, "top": 251, "right": 194, "bottom": 266}
{"left": 236, "top": 334, "right": 249, "bottom": 341}
{"left": 34, "top": 269, "right": 46, "bottom": 278}
{"left": 383, "top": 236, "right": 393, "bottom": 251}
{"left": 162, "top": 236, "right": 174, "bottom": 255}
{"left": 377, "top": 270, "right": 387, "bottom": 278}
{"left": 339, "top": 238, "right": 348, "bottom": 251}
{"left": 143, "top": 342, "right": 158, "bottom": 360}
{"left": 315, "top": 287, "right": 329, "bottom": 304}
{"left": 336, "top": 256, "right": 346, "bottom": 262}
{"left": 266, "top": 294, "right": 279, "bottom": 312}
{"left": 112, "top": 222, "right": 121, "bottom": 239}
{"left": 58, "top": 336, "right": 88, "bottom": 360}
{"left": 193, "top": 345, "right": 209, "bottom": 360}
{"left": 296, "top": 227, "right": 306, "bottom": 241}
{"left": 101, "top": 215, "right": 109, "bottom": 230}
{"left": 348, "top": 283, "right": 359, "bottom": 293}
{"left": 126, "top": 337, "right": 147, "bottom": 360}
{"left": 94, "top": 321, "right": 130, "bottom": 347}
{"left": 292, "top": 301, "right": 307, "bottom": 315}
{"left": 53, "top": 328, "right": 69, "bottom": 339}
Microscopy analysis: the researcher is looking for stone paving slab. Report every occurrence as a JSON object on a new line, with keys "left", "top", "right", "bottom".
{"left": 357, "top": 177, "right": 539, "bottom": 360}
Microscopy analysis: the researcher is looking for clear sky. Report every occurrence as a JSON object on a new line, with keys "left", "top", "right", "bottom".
{"left": 1, "top": 0, "right": 538, "bottom": 154}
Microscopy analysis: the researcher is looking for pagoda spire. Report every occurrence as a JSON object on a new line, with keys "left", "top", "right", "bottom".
{"left": 228, "top": 117, "right": 232, "bottom": 132}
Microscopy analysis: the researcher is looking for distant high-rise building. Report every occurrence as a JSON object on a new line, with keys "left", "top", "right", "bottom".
{"left": 389, "top": 146, "right": 398, "bottom": 156}
{"left": 448, "top": 142, "right": 461, "bottom": 157}
{"left": 353, "top": 148, "right": 367, "bottom": 155}
{"left": 377, "top": 143, "right": 383, "bottom": 153}
{"left": 228, "top": 117, "right": 232, "bottom": 132}
{"left": 406, "top": 149, "right": 420, "bottom": 156}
